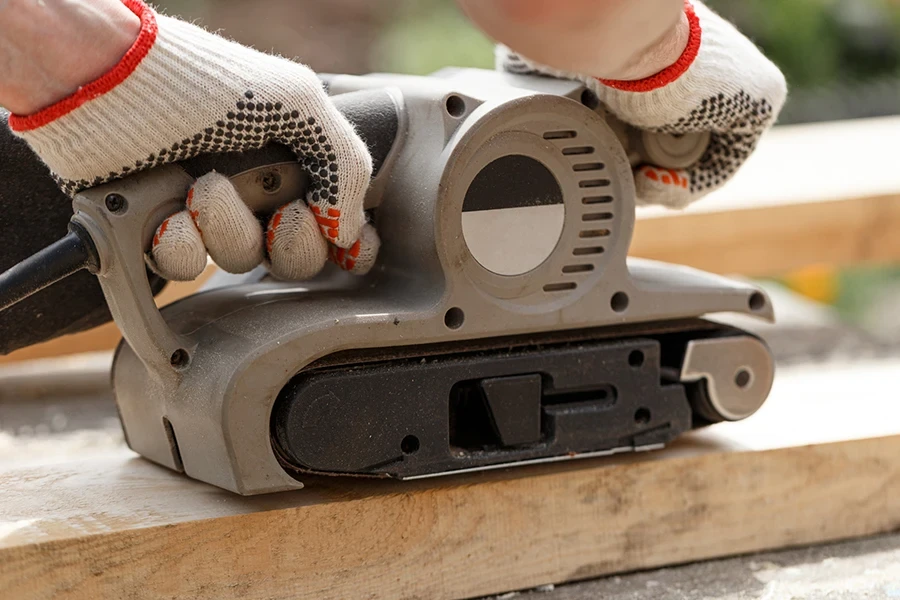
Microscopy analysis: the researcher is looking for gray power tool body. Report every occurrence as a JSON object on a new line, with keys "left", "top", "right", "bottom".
{"left": 2, "top": 68, "right": 776, "bottom": 495}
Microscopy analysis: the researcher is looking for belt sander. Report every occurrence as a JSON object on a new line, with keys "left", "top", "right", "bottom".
{"left": 0, "top": 68, "right": 775, "bottom": 495}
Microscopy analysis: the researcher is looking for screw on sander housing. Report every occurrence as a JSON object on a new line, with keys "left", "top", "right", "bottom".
{"left": 104, "top": 193, "right": 128, "bottom": 214}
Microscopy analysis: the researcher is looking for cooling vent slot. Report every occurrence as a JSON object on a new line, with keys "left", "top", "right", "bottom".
{"left": 540, "top": 129, "right": 619, "bottom": 295}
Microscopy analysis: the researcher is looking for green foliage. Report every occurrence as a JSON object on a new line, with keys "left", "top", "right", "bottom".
{"left": 157, "top": 0, "right": 900, "bottom": 89}
{"left": 833, "top": 265, "right": 900, "bottom": 323}
{"left": 706, "top": 0, "right": 900, "bottom": 88}
{"left": 725, "top": 0, "right": 842, "bottom": 88}
{"left": 373, "top": 0, "right": 495, "bottom": 75}
{"left": 375, "top": 0, "right": 900, "bottom": 89}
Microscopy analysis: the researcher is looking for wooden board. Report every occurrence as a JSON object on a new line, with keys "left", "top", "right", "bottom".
{"left": 2, "top": 357, "right": 899, "bottom": 600}
{"left": 631, "top": 115, "right": 900, "bottom": 276}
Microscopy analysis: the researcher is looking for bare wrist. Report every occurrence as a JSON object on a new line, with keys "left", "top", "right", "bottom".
{"left": 456, "top": 0, "right": 686, "bottom": 79}
{"left": 0, "top": 0, "right": 140, "bottom": 115}
{"left": 609, "top": 10, "right": 690, "bottom": 81}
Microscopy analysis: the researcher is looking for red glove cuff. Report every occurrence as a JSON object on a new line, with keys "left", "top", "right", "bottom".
{"left": 596, "top": 0, "right": 701, "bottom": 93}
{"left": 8, "top": 0, "right": 156, "bottom": 133}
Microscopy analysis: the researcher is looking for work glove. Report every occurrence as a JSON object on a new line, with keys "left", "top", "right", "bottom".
{"left": 7, "top": 0, "right": 378, "bottom": 282}
{"left": 497, "top": 0, "right": 787, "bottom": 209}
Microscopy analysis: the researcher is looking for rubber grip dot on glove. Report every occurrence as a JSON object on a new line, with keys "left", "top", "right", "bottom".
{"left": 328, "top": 223, "right": 380, "bottom": 275}
{"left": 311, "top": 205, "right": 341, "bottom": 242}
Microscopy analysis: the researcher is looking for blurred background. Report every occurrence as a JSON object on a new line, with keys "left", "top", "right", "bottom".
{"left": 153, "top": 0, "right": 900, "bottom": 349}
{"left": 154, "top": 0, "right": 900, "bottom": 125}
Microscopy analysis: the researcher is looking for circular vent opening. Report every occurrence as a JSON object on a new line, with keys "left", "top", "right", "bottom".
{"left": 462, "top": 155, "right": 565, "bottom": 276}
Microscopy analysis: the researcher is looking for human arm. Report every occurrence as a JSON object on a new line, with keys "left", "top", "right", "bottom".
{"left": 0, "top": 0, "right": 140, "bottom": 115}
{"left": 459, "top": 0, "right": 788, "bottom": 209}
{"left": 454, "top": 0, "right": 689, "bottom": 81}
{"left": 1, "top": 0, "right": 378, "bottom": 281}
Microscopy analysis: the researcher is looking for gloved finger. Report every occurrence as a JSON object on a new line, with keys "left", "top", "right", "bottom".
{"left": 495, "top": 0, "right": 787, "bottom": 211}
{"left": 327, "top": 223, "right": 380, "bottom": 275}
{"left": 265, "top": 200, "right": 329, "bottom": 281}
{"left": 286, "top": 87, "right": 373, "bottom": 250}
{"left": 149, "top": 211, "right": 207, "bottom": 281}
{"left": 186, "top": 172, "right": 264, "bottom": 273}
{"left": 634, "top": 165, "right": 692, "bottom": 209}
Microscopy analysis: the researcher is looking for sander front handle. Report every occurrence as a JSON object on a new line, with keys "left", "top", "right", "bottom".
{"left": 0, "top": 87, "right": 403, "bottom": 372}
{"left": 160, "top": 87, "right": 403, "bottom": 219}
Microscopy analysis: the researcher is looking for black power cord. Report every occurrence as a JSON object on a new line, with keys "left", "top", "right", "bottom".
{"left": 0, "top": 223, "right": 99, "bottom": 313}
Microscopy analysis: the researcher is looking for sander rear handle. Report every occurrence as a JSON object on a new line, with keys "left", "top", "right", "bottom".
{"left": 0, "top": 88, "right": 402, "bottom": 315}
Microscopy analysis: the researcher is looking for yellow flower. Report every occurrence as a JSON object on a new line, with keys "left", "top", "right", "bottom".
{"left": 782, "top": 264, "right": 839, "bottom": 304}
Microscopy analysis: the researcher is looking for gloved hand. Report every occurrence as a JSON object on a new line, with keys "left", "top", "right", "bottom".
{"left": 496, "top": 0, "right": 787, "bottom": 209}
{"left": 8, "top": 0, "right": 378, "bottom": 282}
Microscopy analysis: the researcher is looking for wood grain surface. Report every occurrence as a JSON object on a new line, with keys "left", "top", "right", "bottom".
{"left": 2, "top": 358, "right": 899, "bottom": 600}
{"left": 631, "top": 115, "right": 900, "bottom": 276}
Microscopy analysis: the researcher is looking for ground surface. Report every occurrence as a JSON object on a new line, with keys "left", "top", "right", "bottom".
{"left": 484, "top": 534, "right": 900, "bottom": 600}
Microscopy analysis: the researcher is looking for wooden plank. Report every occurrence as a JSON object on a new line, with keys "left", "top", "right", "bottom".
{"left": 632, "top": 192, "right": 900, "bottom": 277}
{"left": 631, "top": 115, "right": 900, "bottom": 276}
{"left": 2, "top": 358, "right": 899, "bottom": 600}
{"left": 0, "top": 351, "right": 111, "bottom": 400}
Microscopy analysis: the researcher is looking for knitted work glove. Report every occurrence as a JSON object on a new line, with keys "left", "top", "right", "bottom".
{"left": 497, "top": 0, "right": 787, "bottom": 209}
{"left": 7, "top": 0, "right": 378, "bottom": 282}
